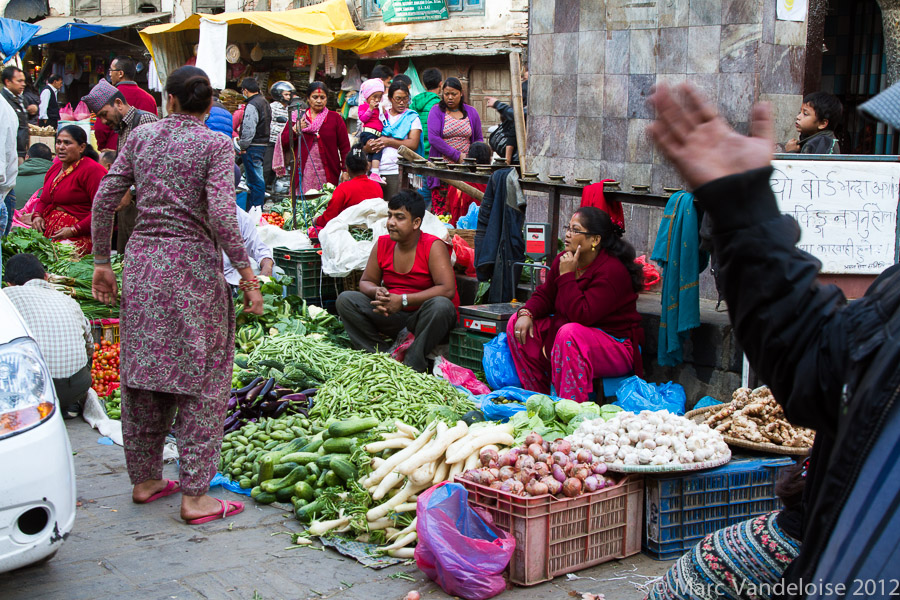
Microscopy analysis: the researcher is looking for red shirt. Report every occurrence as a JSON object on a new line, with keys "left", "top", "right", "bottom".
{"left": 315, "top": 175, "right": 383, "bottom": 227}
{"left": 377, "top": 232, "right": 459, "bottom": 310}
{"left": 94, "top": 82, "right": 159, "bottom": 151}
{"left": 33, "top": 157, "right": 107, "bottom": 236}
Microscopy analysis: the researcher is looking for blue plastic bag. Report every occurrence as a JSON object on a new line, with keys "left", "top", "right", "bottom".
{"left": 415, "top": 482, "right": 516, "bottom": 600}
{"left": 477, "top": 386, "right": 535, "bottom": 422}
{"left": 482, "top": 333, "right": 521, "bottom": 390}
{"left": 456, "top": 202, "right": 479, "bottom": 229}
{"left": 613, "top": 375, "right": 687, "bottom": 415}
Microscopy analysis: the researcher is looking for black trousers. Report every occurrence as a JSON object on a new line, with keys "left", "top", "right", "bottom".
{"left": 53, "top": 362, "right": 92, "bottom": 410}
{"left": 336, "top": 291, "right": 456, "bottom": 372}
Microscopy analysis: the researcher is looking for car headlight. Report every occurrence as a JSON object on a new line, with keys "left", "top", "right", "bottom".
{"left": 0, "top": 337, "right": 56, "bottom": 438}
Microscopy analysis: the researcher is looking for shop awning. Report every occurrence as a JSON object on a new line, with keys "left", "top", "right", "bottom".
{"left": 28, "top": 12, "right": 169, "bottom": 46}
{"left": 139, "top": 0, "right": 406, "bottom": 60}
{"left": 0, "top": 17, "right": 40, "bottom": 61}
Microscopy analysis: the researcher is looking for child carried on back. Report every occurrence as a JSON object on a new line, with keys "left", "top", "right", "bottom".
{"left": 785, "top": 91, "right": 842, "bottom": 154}
{"left": 357, "top": 78, "right": 385, "bottom": 178}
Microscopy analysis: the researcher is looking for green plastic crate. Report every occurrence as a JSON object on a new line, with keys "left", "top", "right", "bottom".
{"left": 448, "top": 328, "right": 493, "bottom": 372}
{"left": 272, "top": 247, "right": 341, "bottom": 303}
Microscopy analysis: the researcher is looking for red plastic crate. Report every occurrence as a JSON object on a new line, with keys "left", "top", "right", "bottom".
{"left": 456, "top": 475, "right": 644, "bottom": 585}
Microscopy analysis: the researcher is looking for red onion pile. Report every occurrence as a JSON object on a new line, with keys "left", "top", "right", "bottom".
{"left": 460, "top": 432, "right": 614, "bottom": 498}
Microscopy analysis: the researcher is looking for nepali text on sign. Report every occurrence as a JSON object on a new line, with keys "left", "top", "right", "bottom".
{"left": 380, "top": 0, "right": 449, "bottom": 24}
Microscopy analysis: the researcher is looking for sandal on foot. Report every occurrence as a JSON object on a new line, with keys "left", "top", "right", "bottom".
{"left": 133, "top": 479, "right": 181, "bottom": 504}
{"left": 185, "top": 498, "right": 244, "bottom": 525}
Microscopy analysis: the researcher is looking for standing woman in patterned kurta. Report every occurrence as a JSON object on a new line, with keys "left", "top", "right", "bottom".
{"left": 91, "top": 66, "right": 264, "bottom": 525}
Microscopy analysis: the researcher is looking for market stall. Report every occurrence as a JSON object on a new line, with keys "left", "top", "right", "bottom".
{"left": 138, "top": 0, "right": 406, "bottom": 90}
{"left": 0, "top": 210, "right": 814, "bottom": 598}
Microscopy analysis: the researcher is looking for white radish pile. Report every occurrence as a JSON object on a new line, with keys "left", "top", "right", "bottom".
{"left": 360, "top": 420, "right": 515, "bottom": 556}
{"left": 567, "top": 410, "right": 730, "bottom": 468}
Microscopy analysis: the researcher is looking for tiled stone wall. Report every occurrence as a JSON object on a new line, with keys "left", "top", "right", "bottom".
{"left": 526, "top": 0, "right": 809, "bottom": 299}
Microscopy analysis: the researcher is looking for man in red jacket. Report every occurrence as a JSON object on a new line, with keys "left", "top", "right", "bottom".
{"left": 94, "top": 56, "right": 158, "bottom": 151}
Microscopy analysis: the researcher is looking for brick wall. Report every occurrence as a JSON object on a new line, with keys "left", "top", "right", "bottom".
{"left": 525, "top": 0, "right": 809, "bottom": 299}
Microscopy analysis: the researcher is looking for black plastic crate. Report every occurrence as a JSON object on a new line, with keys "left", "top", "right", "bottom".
{"left": 448, "top": 328, "right": 492, "bottom": 373}
{"left": 272, "top": 247, "right": 341, "bottom": 303}
{"left": 643, "top": 455, "right": 795, "bottom": 560}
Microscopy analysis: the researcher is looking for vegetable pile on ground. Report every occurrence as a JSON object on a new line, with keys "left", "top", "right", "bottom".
{"left": 459, "top": 432, "right": 619, "bottom": 498}
{"left": 91, "top": 340, "right": 120, "bottom": 397}
{"left": 261, "top": 212, "right": 286, "bottom": 227}
{"left": 224, "top": 377, "right": 314, "bottom": 433}
{"left": 2, "top": 228, "right": 123, "bottom": 319}
{"left": 269, "top": 183, "right": 335, "bottom": 231}
{"left": 105, "top": 387, "right": 122, "bottom": 420}
{"left": 506, "top": 394, "right": 623, "bottom": 444}
{"left": 309, "top": 352, "right": 477, "bottom": 429}
{"left": 704, "top": 386, "right": 815, "bottom": 448}
{"left": 568, "top": 410, "right": 731, "bottom": 468}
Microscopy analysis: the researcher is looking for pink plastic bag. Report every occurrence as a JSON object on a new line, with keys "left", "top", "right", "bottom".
{"left": 58, "top": 103, "right": 75, "bottom": 121}
{"left": 415, "top": 482, "right": 515, "bottom": 600}
{"left": 73, "top": 100, "right": 91, "bottom": 121}
{"left": 433, "top": 356, "right": 491, "bottom": 395}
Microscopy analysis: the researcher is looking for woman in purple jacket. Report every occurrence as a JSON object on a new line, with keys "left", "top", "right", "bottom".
{"left": 427, "top": 77, "right": 483, "bottom": 215}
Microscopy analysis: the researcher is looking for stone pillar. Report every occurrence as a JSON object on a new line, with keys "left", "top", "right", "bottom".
{"left": 877, "top": 0, "right": 900, "bottom": 85}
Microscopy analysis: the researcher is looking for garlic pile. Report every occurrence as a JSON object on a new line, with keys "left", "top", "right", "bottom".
{"left": 567, "top": 410, "right": 730, "bottom": 468}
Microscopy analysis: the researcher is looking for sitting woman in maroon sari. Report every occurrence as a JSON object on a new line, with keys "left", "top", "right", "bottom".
{"left": 30, "top": 125, "right": 106, "bottom": 256}
{"left": 507, "top": 207, "right": 645, "bottom": 403}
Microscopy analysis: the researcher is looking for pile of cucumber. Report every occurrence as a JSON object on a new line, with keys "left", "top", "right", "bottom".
{"left": 220, "top": 414, "right": 379, "bottom": 523}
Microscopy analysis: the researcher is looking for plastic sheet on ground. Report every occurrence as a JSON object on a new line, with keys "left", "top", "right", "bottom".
{"left": 256, "top": 223, "right": 313, "bottom": 251}
{"left": 319, "top": 198, "right": 451, "bottom": 277}
{"left": 211, "top": 472, "right": 251, "bottom": 495}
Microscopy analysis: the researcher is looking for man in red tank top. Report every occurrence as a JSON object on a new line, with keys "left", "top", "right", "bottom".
{"left": 336, "top": 190, "right": 459, "bottom": 372}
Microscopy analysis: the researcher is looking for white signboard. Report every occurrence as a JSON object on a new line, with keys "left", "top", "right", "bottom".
{"left": 770, "top": 160, "right": 899, "bottom": 274}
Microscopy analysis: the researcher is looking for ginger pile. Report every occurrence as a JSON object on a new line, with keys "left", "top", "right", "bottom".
{"left": 704, "top": 386, "right": 814, "bottom": 448}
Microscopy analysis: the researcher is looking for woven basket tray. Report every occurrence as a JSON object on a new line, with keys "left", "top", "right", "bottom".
{"left": 604, "top": 449, "right": 731, "bottom": 474}
{"left": 686, "top": 405, "right": 812, "bottom": 457}
{"left": 448, "top": 228, "right": 475, "bottom": 248}
{"left": 342, "top": 270, "right": 363, "bottom": 292}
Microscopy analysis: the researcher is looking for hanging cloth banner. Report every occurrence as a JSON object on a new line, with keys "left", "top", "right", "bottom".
{"left": 380, "top": 0, "right": 449, "bottom": 24}
{"left": 195, "top": 18, "right": 228, "bottom": 90}
{"left": 776, "top": 0, "right": 807, "bottom": 22}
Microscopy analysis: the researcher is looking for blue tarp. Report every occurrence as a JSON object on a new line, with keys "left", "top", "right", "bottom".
{"left": 0, "top": 17, "right": 40, "bottom": 60}
{"left": 29, "top": 23, "right": 122, "bottom": 46}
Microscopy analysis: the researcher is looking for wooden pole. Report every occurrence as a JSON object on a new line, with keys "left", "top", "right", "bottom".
{"left": 398, "top": 146, "right": 485, "bottom": 201}
{"left": 508, "top": 50, "right": 527, "bottom": 173}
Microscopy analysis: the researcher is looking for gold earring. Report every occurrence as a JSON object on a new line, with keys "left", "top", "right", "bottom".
{"left": 591, "top": 244, "right": 597, "bottom": 251}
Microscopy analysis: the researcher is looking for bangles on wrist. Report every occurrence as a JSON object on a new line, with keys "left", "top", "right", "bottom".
{"left": 238, "top": 277, "right": 261, "bottom": 292}
{"left": 93, "top": 256, "right": 111, "bottom": 265}
{"left": 517, "top": 308, "right": 534, "bottom": 319}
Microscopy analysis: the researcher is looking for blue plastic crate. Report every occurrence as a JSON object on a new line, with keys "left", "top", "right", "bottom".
{"left": 643, "top": 455, "right": 795, "bottom": 560}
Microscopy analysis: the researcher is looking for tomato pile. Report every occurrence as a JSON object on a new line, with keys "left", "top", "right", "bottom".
{"left": 92, "top": 340, "right": 120, "bottom": 397}
{"left": 262, "top": 212, "right": 285, "bottom": 227}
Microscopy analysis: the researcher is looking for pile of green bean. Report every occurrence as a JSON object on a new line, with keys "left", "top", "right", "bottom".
{"left": 309, "top": 353, "right": 475, "bottom": 429}
{"left": 248, "top": 334, "right": 365, "bottom": 379}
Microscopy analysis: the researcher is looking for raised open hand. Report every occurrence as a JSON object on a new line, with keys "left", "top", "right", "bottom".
{"left": 647, "top": 83, "right": 775, "bottom": 190}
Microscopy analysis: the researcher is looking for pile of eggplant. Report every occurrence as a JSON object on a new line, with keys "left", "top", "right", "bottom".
{"left": 225, "top": 377, "right": 317, "bottom": 433}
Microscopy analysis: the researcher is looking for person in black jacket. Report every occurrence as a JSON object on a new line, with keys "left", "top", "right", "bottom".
{"left": 485, "top": 96, "right": 519, "bottom": 166}
{"left": 648, "top": 82, "right": 900, "bottom": 599}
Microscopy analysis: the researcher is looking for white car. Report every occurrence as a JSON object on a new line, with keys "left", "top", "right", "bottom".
{"left": 0, "top": 292, "right": 76, "bottom": 573}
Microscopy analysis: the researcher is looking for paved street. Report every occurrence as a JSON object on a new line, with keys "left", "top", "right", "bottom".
{"left": 0, "top": 420, "right": 674, "bottom": 600}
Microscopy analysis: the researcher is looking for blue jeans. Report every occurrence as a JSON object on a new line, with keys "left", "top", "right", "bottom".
{"left": 2, "top": 191, "right": 13, "bottom": 236}
{"left": 243, "top": 145, "right": 266, "bottom": 208}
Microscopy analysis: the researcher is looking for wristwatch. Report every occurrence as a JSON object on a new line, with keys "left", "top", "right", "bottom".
{"left": 401, "top": 294, "right": 408, "bottom": 308}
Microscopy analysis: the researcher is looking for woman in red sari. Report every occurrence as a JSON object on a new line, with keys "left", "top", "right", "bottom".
{"left": 31, "top": 125, "right": 106, "bottom": 256}
{"left": 283, "top": 82, "right": 350, "bottom": 193}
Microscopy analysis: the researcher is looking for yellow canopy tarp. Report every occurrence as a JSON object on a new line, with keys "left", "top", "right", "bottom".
{"left": 140, "top": 0, "right": 405, "bottom": 63}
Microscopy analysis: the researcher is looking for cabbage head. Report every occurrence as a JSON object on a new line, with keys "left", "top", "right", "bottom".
{"left": 526, "top": 394, "right": 556, "bottom": 423}
{"left": 555, "top": 399, "right": 582, "bottom": 423}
